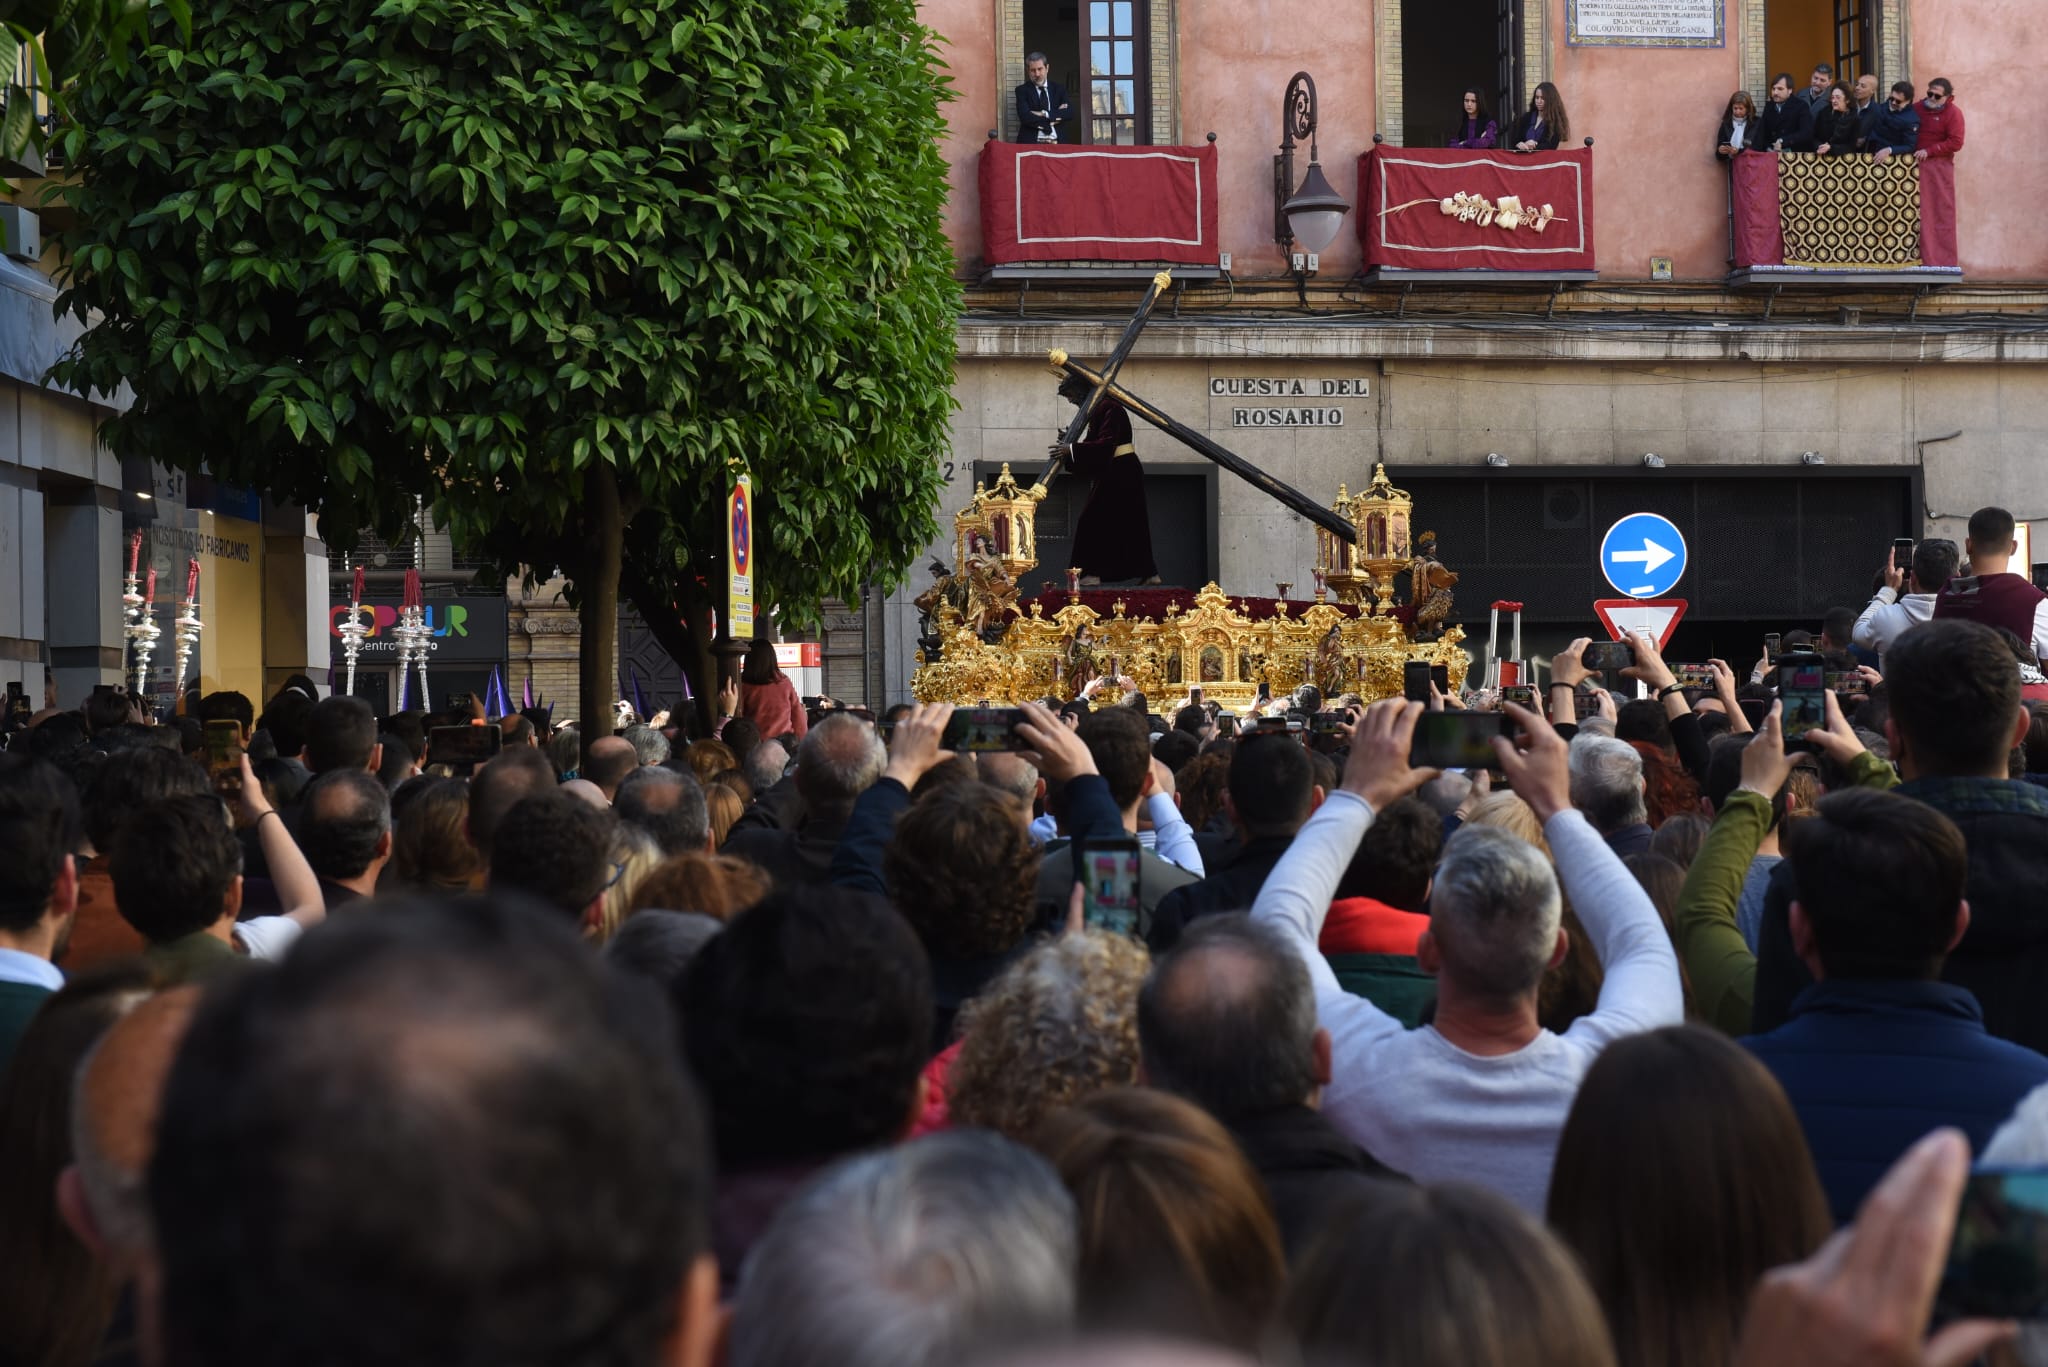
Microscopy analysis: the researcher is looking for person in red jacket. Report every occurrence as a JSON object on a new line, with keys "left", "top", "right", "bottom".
{"left": 1914, "top": 77, "right": 1965, "bottom": 160}
{"left": 1933, "top": 506, "right": 2048, "bottom": 659}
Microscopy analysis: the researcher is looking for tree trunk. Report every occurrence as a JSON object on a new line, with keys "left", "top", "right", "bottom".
{"left": 621, "top": 559, "right": 720, "bottom": 737}
{"left": 577, "top": 462, "right": 625, "bottom": 759}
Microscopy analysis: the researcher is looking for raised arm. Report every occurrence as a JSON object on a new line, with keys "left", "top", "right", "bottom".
{"left": 1143, "top": 759, "right": 1203, "bottom": 876}
{"left": 1675, "top": 790, "right": 1768, "bottom": 1035}
{"left": 237, "top": 754, "right": 324, "bottom": 928}
{"left": 831, "top": 703, "right": 948, "bottom": 896}
{"left": 1494, "top": 702, "right": 1682, "bottom": 1043}
{"left": 1252, "top": 701, "right": 1436, "bottom": 1049}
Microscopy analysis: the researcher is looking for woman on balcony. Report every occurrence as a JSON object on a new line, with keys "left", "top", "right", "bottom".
{"left": 1755, "top": 73, "right": 1815, "bottom": 153}
{"left": 1715, "top": 91, "right": 1758, "bottom": 160}
{"left": 1509, "top": 83, "right": 1568, "bottom": 153}
{"left": 1813, "top": 82, "right": 1861, "bottom": 155}
{"left": 1449, "top": 89, "right": 1498, "bottom": 149}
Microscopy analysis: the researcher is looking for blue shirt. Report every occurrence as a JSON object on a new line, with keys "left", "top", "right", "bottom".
{"left": 0, "top": 947, "right": 64, "bottom": 992}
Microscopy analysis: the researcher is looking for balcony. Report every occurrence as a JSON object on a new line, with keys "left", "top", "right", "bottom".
{"left": 976, "top": 135, "right": 1223, "bottom": 304}
{"left": 1354, "top": 144, "right": 1597, "bottom": 287}
{"left": 1726, "top": 152, "right": 1960, "bottom": 290}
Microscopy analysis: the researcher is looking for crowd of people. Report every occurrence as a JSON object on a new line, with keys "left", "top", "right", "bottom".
{"left": 1441, "top": 63, "right": 1964, "bottom": 166}
{"left": 1715, "top": 62, "right": 1965, "bottom": 160}
{"left": 3, "top": 506, "right": 2047, "bottom": 1367}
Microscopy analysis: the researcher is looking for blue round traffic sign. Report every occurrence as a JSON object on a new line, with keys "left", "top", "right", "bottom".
{"left": 1599, "top": 513, "right": 1687, "bottom": 599}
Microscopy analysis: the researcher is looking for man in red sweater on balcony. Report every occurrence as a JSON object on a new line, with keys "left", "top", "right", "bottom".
{"left": 1913, "top": 77, "right": 1965, "bottom": 160}
{"left": 1933, "top": 506, "right": 2048, "bottom": 658}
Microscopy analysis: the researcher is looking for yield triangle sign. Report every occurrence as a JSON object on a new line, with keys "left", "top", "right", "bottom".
{"left": 1593, "top": 599, "right": 1688, "bottom": 650}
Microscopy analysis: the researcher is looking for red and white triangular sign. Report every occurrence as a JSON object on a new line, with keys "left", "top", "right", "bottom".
{"left": 1594, "top": 599, "right": 1688, "bottom": 650}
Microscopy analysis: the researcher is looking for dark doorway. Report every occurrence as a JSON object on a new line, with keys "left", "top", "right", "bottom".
{"left": 978, "top": 462, "right": 1217, "bottom": 596}
{"left": 1392, "top": 468, "right": 1918, "bottom": 637}
{"left": 1402, "top": 0, "right": 1517, "bottom": 149}
{"left": 1021, "top": 0, "right": 1083, "bottom": 144}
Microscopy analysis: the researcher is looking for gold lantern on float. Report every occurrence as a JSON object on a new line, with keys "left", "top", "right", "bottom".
{"left": 1350, "top": 462, "right": 1414, "bottom": 615}
{"left": 971, "top": 463, "right": 1046, "bottom": 583}
{"left": 1316, "top": 483, "right": 1376, "bottom": 605}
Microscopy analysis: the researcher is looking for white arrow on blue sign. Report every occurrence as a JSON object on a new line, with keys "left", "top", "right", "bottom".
{"left": 1599, "top": 513, "right": 1688, "bottom": 600}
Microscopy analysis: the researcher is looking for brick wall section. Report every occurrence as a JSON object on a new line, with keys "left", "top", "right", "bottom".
{"left": 1000, "top": 0, "right": 1024, "bottom": 141}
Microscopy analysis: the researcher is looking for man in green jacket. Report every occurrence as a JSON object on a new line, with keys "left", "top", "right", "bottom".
{"left": 1676, "top": 692, "right": 1894, "bottom": 1034}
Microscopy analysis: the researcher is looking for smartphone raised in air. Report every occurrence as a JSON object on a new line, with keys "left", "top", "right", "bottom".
{"left": 1776, "top": 651, "right": 1827, "bottom": 738}
{"left": 203, "top": 719, "right": 244, "bottom": 795}
{"left": 427, "top": 724, "right": 503, "bottom": 768}
{"left": 1892, "top": 537, "right": 1916, "bottom": 572}
{"left": 1581, "top": 641, "right": 1634, "bottom": 675}
{"left": 1403, "top": 661, "right": 1432, "bottom": 704}
{"left": 1076, "top": 836, "right": 1142, "bottom": 938}
{"left": 1763, "top": 632, "right": 1783, "bottom": 663}
{"left": 941, "top": 706, "right": 1030, "bottom": 752}
{"left": 1409, "top": 711, "right": 1511, "bottom": 771}
{"left": 1940, "top": 1166, "right": 2048, "bottom": 1320}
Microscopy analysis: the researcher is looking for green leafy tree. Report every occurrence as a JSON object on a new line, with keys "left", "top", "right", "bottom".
{"left": 0, "top": 0, "right": 182, "bottom": 163}
{"left": 52, "top": 0, "right": 958, "bottom": 740}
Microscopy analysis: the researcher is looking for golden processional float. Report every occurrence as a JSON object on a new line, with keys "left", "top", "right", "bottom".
{"left": 911, "top": 277, "right": 1468, "bottom": 709}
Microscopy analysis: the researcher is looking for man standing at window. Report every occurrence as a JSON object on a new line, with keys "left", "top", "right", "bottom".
{"left": 1014, "top": 52, "right": 1070, "bottom": 145}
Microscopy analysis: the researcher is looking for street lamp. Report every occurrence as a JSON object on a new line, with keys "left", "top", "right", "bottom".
{"left": 1273, "top": 71, "right": 1350, "bottom": 298}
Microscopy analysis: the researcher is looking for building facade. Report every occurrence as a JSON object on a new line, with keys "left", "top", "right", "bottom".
{"left": 877, "top": 0, "right": 2048, "bottom": 696}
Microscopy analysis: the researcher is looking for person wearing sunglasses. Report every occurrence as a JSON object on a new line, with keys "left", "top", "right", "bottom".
{"left": 1912, "top": 77, "right": 1965, "bottom": 161}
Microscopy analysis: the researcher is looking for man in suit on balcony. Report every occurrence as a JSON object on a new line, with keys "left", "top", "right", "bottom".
{"left": 1014, "top": 53, "right": 1071, "bottom": 145}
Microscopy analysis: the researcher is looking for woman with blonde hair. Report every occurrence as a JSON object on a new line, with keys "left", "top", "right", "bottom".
{"left": 589, "top": 823, "right": 663, "bottom": 944}
{"left": 704, "top": 783, "right": 743, "bottom": 848}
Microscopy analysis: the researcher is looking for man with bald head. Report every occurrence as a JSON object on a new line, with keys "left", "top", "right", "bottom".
{"left": 724, "top": 712, "right": 886, "bottom": 885}
{"left": 297, "top": 769, "right": 392, "bottom": 907}
{"left": 466, "top": 747, "right": 556, "bottom": 871}
{"left": 582, "top": 734, "right": 640, "bottom": 803}
{"left": 1138, "top": 915, "right": 1402, "bottom": 1262}
{"left": 977, "top": 751, "right": 1043, "bottom": 831}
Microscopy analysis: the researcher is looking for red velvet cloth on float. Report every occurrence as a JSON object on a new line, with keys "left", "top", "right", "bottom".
{"left": 1023, "top": 588, "right": 1417, "bottom": 627}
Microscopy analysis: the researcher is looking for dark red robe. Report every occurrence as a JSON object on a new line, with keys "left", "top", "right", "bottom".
{"left": 1066, "top": 399, "right": 1157, "bottom": 582}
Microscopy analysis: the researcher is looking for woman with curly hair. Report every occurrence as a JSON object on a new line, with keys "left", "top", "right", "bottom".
{"left": 884, "top": 783, "right": 1046, "bottom": 1050}
{"left": 1174, "top": 751, "right": 1233, "bottom": 837}
{"left": 944, "top": 929, "right": 1151, "bottom": 1141}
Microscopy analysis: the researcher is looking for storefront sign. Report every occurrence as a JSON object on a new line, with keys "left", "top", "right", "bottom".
{"left": 727, "top": 474, "right": 755, "bottom": 639}
{"left": 1231, "top": 407, "right": 1345, "bottom": 428}
{"left": 328, "top": 598, "right": 508, "bottom": 662}
{"left": 1566, "top": 0, "right": 1724, "bottom": 48}
{"left": 1210, "top": 378, "right": 1370, "bottom": 398}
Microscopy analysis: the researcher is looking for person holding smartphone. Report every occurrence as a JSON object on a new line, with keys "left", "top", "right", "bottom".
{"left": 1247, "top": 698, "right": 1682, "bottom": 1213}
{"left": 1853, "top": 538, "right": 1957, "bottom": 670}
